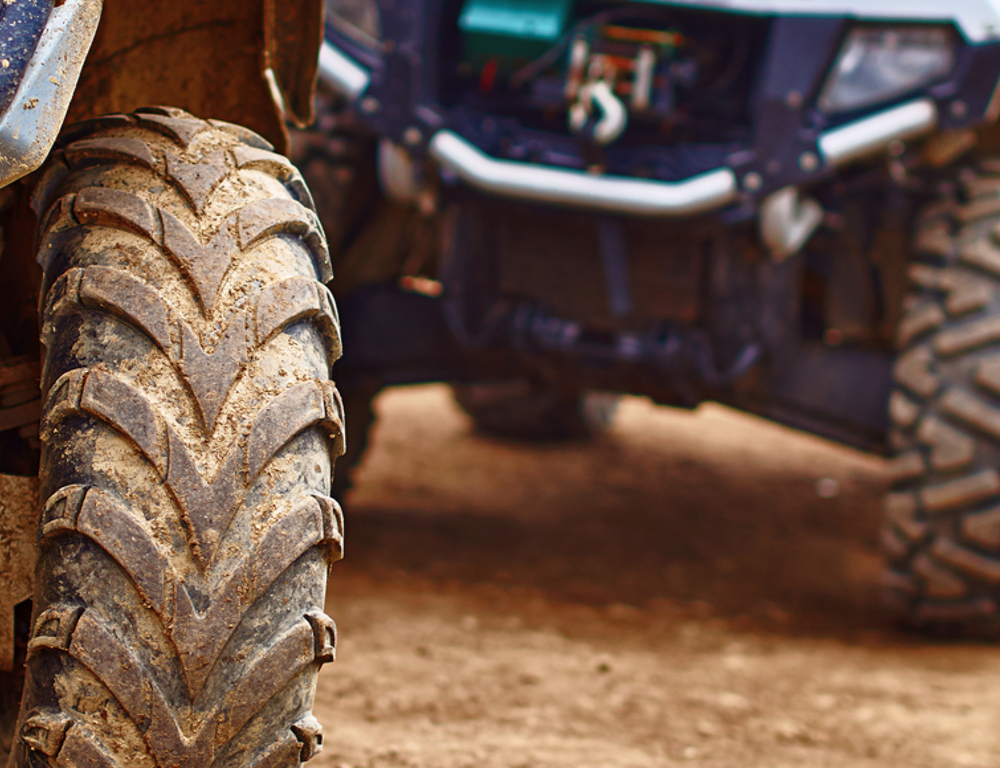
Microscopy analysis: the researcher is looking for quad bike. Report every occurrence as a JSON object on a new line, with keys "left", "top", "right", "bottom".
{"left": 307, "top": 0, "right": 1000, "bottom": 634}
{"left": 0, "top": 1, "right": 346, "bottom": 766}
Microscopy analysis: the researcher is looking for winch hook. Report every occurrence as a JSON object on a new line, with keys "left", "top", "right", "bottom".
{"left": 568, "top": 58, "right": 628, "bottom": 145}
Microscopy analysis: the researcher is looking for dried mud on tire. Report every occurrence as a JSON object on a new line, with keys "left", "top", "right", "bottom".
{"left": 9, "top": 109, "right": 345, "bottom": 768}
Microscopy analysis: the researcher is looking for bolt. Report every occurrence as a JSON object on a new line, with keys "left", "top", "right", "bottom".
{"left": 798, "top": 152, "right": 819, "bottom": 172}
{"left": 742, "top": 172, "right": 763, "bottom": 192}
{"left": 403, "top": 127, "right": 422, "bottom": 146}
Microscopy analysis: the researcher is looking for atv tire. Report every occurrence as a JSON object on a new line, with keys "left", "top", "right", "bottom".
{"left": 885, "top": 163, "right": 1000, "bottom": 636}
{"left": 330, "top": 387, "right": 377, "bottom": 500}
{"left": 451, "top": 382, "right": 619, "bottom": 442}
{"left": 9, "top": 108, "right": 345, "bottom": 767}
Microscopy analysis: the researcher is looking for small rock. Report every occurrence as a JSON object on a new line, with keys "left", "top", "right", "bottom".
{"left": 502, "top": 615, "right": 524, "bottom": 630}
{"left": 683, "top": 746, "right": 698, "bottom": 760}
{"left": 722, "top": 654, "right": 748, "bottom": 671}
{"left": 460, "top": 615, "right": 479, "bottom": 631}
{"left": 770, "top": 718, "right": 814, "bottom": 743}
{"left": 811, "top": 693, "right": 836, "bottom": 710}
{"left": 816, "top": 478, "right": 840, "bottom": 498}
{"left": 696, "top": 719, "right": 719, "bottom": 738}
{"left": 717, "top": 691, "right": 750, "bottom": 711}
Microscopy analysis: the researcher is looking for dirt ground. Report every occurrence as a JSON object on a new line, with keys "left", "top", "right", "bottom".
{"left": 313, "top": 385, "right": 1000, "bottom": 768}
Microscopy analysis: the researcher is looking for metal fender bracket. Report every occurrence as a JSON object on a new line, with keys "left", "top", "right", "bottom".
{"left": 0, "top": 0, "right": 103, "bottom": 189}
{"left": 0, "top": 473, "right": 39, "bottom": 672}
{"left": 760, "top": 186, "right": 824, "bottom": 260}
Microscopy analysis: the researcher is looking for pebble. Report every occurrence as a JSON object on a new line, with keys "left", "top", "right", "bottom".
{"left": 696, "top": 719, "right": 720, "bottom": 737}
{"left": 816, "top": 477, "right": 841, "bottom": 498}
{"left": 460, "top": 615, "right": 479, "bottom": 631}
{"left": 718, "top": 691, "right": 750, "bottom": 711}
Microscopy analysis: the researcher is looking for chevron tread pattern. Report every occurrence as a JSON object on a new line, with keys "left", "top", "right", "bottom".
{"left": 12, "top": 108, "right": 344, "bottom": 768}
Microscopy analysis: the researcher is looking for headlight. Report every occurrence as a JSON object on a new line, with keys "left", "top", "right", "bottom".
{"left": 325, "top": 0, "right": 381, "bottom": 48}
{"left": 818, "top": 27, "right": 955, "bottom": 114}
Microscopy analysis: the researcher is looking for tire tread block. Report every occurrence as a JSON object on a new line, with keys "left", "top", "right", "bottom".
{"left": 160, "top": 209, "right": 237, "bottom": 312}
{"left": 894, "top": 347, "right": 940, "bottom": 398}
{"left": 40, "top": 486, "right": 168, "bottom": 615}
{"left": 912, "top": 554, "right": 968, "bottom": 598}
{"left": 74, "top": 187, "right": 158, "bottom": 241}
{"left": 920, "top": 469, "right": 1000, "bottom": 514}
{"left": 932, "top": 537, "right": 1000, "bottom": 582}
{"left": 940, "top": 387, "right": 1000, "bottom": 442}
{"left": 963, "top": 505, "right": 1000, "bottom": 548}
{"left": 165, "top": 150, "right": 229, "bottom": 213}
{"left": 916, "top": 415, "right": 975, "bottom": 471}
{"left": 889, "top": 391, "right": 921, "bottom": 428}
{"left": 933, "top": 315, "right": 1000, "bottom": 356}
{"left": 897, "top": 299, "right": 945, "bottom": 347}
{"left": 178, "top": 317, "right": 248, "bottom": 431}
{"left": 134, "top": 112, "right": 213, "bottom": 148}
{"left": 884, "top": 492, "right": 927, "bottom": 539}
{"left": 64, "top": 138, "right": 157, "bottom": 171}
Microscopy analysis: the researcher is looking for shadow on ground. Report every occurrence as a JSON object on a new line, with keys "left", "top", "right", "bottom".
{"left": 338, "top": 386, "right": 896, "bottom": 641}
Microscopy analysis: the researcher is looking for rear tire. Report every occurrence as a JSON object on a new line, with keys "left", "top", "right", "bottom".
{"left": 10, "top": 108, "right": 344, "bottom": 766}
{"left": 885, "top": 163, "right": 1000, "bottom": 636}
{"left": 451, "top": 381, "right": 618, "bottom": 442}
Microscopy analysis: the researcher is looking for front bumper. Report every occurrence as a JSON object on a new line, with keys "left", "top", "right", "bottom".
{"left": 424, "top": 99, "right": 938, "bottom": 217}
{"left": 320, "top": 8, "right": 1000, "bottom": 218}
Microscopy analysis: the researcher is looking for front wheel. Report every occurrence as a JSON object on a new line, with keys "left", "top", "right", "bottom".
{"left": 10, "top": 109, "right": 344, "bottom": 766}
{"left": 885, "top": 163, "right": 1000, "bottom": 636}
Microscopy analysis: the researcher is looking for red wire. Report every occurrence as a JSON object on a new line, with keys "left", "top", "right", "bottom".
{"left": 479, "top": 59, "right": 498, "bottom": 92}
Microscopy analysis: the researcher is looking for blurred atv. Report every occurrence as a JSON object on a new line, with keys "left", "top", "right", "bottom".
{"left": 0, "top": 1, "right": 346, "bottom": 766}
{"left": 306, "top": 0, "right": 1000, "bottom": 635}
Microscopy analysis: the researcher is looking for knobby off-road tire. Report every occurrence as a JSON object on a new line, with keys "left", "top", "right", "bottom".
{"left": 885, "top": 162, "right": 1000, "bottom": 636}
{"left": 10, "top": 108, "right": 345, "bottom": 767}
{"left": 330, "top": 388, "right": 376, "bottom": 501}
{"left": 451, "top": 382, "right": 619, "bottom": 442}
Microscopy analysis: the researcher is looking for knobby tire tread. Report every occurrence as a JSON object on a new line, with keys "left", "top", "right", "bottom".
{"left": 10, "top": 108, "right": 344, "bottom": 767}
{"left": 886, "top": 164, "right": 1000, "bottom": 636}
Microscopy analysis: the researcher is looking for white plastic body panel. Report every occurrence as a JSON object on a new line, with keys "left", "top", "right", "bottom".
{"left": 646, "top": 0, "right": 1000, "bottom": 43}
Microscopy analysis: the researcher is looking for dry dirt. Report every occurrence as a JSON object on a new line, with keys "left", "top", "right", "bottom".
{"left": 314, "top": 385, "right": 1000, "bottom": 768}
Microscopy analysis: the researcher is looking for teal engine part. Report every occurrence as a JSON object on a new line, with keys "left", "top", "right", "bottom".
{"left": 458, "top": 0, "right": 573, "bottom": 64}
